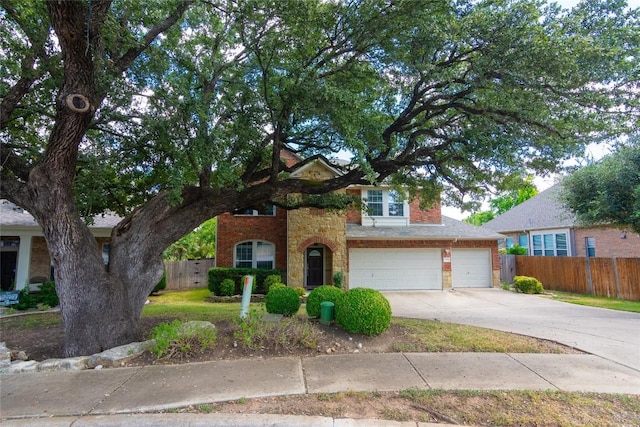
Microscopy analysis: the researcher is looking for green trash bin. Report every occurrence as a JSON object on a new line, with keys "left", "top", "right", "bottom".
{"left": 320, "top": 301, "right": 335, "bottom": 325}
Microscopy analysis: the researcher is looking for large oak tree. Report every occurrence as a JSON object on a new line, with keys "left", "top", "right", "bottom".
{"left": 1, "top": 0, "right": 638, "bottom": 356}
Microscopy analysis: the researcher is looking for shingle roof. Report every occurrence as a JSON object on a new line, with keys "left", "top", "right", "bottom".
{"left": 347, "top": 216, "right": 504, "bottom": 240}
{"left": 482, "top": 184, "right": 576, "bottom": 233}
{"left": 0, "top": 200, "right": 121, "bottom": 229}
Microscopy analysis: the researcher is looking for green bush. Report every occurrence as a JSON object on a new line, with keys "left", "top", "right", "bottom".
{"left": 149, "top": 320, "right": 217, "bottom": 359}
{"left": 335, "top": 288, "right": 391, "bottom": 336}
{"left": 265, "top": 286, "right": 301, "bottom": 316}
{"left": 293, "top": 286, "right": 306, "bottom": 297}
{"left": 306, "top": 285, "right": 344, "bottom": 318}
{"left": 234, "top": 308, "right": 321, "bottom": 351}
{"left": 208, "top": 267, "right": 281, "bottom": 295}
{"left": 332, "top": 271, "right": 344, "bottom": 289}
{"left": 263, "top": 274, "right": 282, "bottom": 294}
{"left": 220, "top": 279, "right": 236, "bottom": 296}
{"left": 507, "top": 245, "right": 528, "bottom": 255}
{"left": 36, "top": 281, "right": 59, "bottom": 307}
{"left": 151, "top": 272, "right": 167, "bottom": 295}
{"left": 15, "top": 281, "right": 59, "bottom": 310}
{"left": 513, "top": 275, "right": 544, "bottom": 294}
{"left": 267, "top": 283, "right": 286, "bottom": 293}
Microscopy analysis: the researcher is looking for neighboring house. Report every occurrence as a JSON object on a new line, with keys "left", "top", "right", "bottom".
{"left": 0, "top": 201, "right": 119, "bottom": 291}
{"left": 482, "top": 184, "right": 640, "bottom": 258}
{"left": 217, "top": 150, "right": 503, "bottom": 291}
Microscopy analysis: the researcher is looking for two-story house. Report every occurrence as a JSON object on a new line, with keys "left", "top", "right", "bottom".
{"left": 217, "top": 151, "right": 503, "bottom": 291}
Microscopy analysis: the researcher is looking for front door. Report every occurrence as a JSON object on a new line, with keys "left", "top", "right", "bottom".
{"left": 306, "top": 247, "right": 324, "bottom": 290}
{"left": 0, "top": 252, "right": 18, "bottom": 291}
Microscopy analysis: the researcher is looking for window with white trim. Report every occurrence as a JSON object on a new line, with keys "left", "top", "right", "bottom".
{"left": 234, "top": 241, "right": 275, "bottom": 269}
{"left": 531, "top": 232, "right": 569, "bottom": 256}
{"left": 364, "top": 189, "right": 407, "bottom": 217}
{"left": 234, "top": 203, "right": 275, "bottom": 216}
{"left": 518, "top": 234, "right": 529, "bottom": 250}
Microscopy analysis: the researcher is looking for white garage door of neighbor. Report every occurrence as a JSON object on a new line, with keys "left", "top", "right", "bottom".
{"left": 349, "top": 248, "right": 442, "bottom": 290}
{"left": 451, "top": 249, "right": 492, "bottom": 288}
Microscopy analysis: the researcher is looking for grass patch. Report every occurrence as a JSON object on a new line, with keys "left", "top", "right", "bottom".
{"left": 143, "top": 288, "right": 251, "bottom": 322}
{"left": 392, "top": 318, "right": 570, "bottom": 353}
{"left": 0, "top": 311, "right": 61, "bottom": 329}
{"left": 547, "top": 291, "right": 640, "bottom": 313}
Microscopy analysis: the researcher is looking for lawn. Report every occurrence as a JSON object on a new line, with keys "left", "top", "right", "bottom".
{"left": 545, "top": 291, "right": 640, "bottom": 313}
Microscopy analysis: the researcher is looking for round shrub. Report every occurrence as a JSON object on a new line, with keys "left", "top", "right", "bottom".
{"left": 513, "top": 275, "right": 544, "bottom": 294}
{"left": 265, "top": 286, "right": 301, "bottom": 316}
{"left": 335, "top": 288, "right": 391, "bottom": 336}
{"left": 263, "top": 274, "right": 282, "bottom": 294}
{"left": 306, "top": 285, "right": 344, "bottom": 318}
{"left": 267, "top": 283, "right": 286, "bottom": 294}
{"left": 220, "top": 278, "right": 236, "bottom": 296}
{"left": 293, "top": 286, "right": 306, "bottom": 297}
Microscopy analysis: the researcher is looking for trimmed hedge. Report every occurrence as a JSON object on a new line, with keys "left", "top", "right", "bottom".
{"left": 335, "top": 288, "right": 391, "bottom": 336}
{"left": 513, "top": 275, "right": 544, "bottom": 294}
{"left": 306, "top": 285, "right": 344, "bottom": 318}
{"left": 208, "top": 267, "right": 281, "bottom": 295}
{"left": 265, "top": 286, "right": 301, "bottom": 316}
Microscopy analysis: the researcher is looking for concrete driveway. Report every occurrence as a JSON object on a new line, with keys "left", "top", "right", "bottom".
{"left": 383, "top": 288, "right": 640, "bottom": 371}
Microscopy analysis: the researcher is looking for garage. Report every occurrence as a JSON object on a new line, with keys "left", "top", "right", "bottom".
{"left": 451, "top": 249, "right": 492, "bottom": 288}
{"left": 348, "top": 248, "right": 442, "bottom": 290}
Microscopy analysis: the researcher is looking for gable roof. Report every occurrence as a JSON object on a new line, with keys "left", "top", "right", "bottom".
{"left": 482, "top": 184, "right": 576, "bottom": 233}
{"left": 0, "top": 200, "right": 121, "bottom": 229}
{"left": 347, "top": 216, "right": 504, "bottom": 240}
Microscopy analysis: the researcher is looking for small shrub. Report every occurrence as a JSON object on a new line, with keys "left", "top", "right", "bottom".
{"left": 513, "top": 275, "right": 544, "bottom": 294}
{"left": 507, "top": 245, "right": 528, "bottom": 255}
{"left": 263, "top": 275, "right": 282, "bottom": 294}
{"left": 332, "top": 271, "right": 344, "bottom": 289}
{"left": 335, "top": 288, "right": 391, "bottom": 336}
{"left": 35, "top": 281, "right": 59, "bottom": 307}
{"left": 149, "top": 320, "right": 217, "bottom": 359}
{"left": 208, "top": 267, "right": 281, "bottom": 295}
{"left": 234, "top": 309, "right": 321, "bottom": 351}
{"left": 15, "top": 287, "right": 37, "bottom": 311}
{"left": 151, "top": 272, "right": 167, "bottom": 295}
{"left": 265, "top": 286, "right": 301, "bottom": 316}
{"left": 267, "top": 283, "right": 286, "bottom": 293}
{"left": 501, "top": 282, "right": 511, "bottom": 291}
{"left": 220, "top": 279, "right": 236, "bottom": 296}
{"left": 293, "top": 286, "right": 306, "bottom": 297}
{"left": 306, "top": 285, "right": 344, "bottom": 318}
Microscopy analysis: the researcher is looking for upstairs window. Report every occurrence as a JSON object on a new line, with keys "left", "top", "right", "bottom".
{"left": 235, "top": 241, "right": 275, "bottom": 269}
{"left": 366, "top": 190, "right": 384, "bottom": 216}
{"left": 365, "top": 189, "right": 407, "bottom": 217}
{"left": 234, "top": 203, "right": 275, "bottom": 216}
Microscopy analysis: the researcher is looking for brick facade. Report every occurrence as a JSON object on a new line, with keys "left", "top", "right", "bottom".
{"left": 574, "top": 227, "right": 640, "bottom": 258}
{"left": 216, "top": 209, "right": 288, "bottom": 274}
{"left": 409, "top": 201, "right": 442, "bottom": 224}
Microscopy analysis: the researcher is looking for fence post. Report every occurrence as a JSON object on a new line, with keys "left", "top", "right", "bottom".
{"left": 585, "top": 257, "right": 593, "bottom": 296}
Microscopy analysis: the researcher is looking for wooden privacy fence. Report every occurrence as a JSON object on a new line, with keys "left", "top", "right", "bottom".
{"left": 164, "top": 259, "right": 215, "bottom": 290}
{"left": 511, "top": 256, "right": 640, "bottom": 301}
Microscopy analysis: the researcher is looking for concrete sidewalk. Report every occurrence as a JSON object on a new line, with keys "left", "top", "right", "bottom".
{"left": 2, "top": 352, "right": 639, "bottom": 425}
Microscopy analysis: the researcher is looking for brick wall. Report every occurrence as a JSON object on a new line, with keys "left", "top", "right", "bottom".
{"left": 574, "top": 227, "right": 640, "bottom": 258}
{"left": 216, "top": 210, "right": 288, "bottom": 273}
{"left": 409, "top": 200, "right": 441, "bottom": 224}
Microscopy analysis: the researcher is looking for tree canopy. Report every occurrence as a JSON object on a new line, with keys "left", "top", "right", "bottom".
{"left": 1, "top": 0, "right": 639, "bottom": 356}
{"left": 561, "top": 143, "right": 640, "bottom": 233}
{"left": 464, "top": 176, "right": 538, "bottom": 225}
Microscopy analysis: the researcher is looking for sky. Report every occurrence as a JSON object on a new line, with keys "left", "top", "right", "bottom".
{"left": 441, "top": 0, "right": 638, "bottom": 220}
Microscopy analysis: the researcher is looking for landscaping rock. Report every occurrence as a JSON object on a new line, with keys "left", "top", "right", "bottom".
{"left": 0, "top": 342, "right": 10, "bottom": 369}
{"left": 6, "top": 360, "right": 38, "bottom": 373}
{"left": 39, "top": 357, "right": 88, "bottom": 372}
{"left": 86, "top": 341, "right": 149, "bottom": 369}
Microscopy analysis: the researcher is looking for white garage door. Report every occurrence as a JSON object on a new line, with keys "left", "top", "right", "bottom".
{"left": 451, "top": 249, "right": 492, "bottom": 288}
{"left": 349, "top": 248, "right": 442, "bottom": 290}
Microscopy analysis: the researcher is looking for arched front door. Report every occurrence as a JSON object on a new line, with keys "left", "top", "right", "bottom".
{"left": 306, "top": 246, "right": 324, "bottom": 290}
